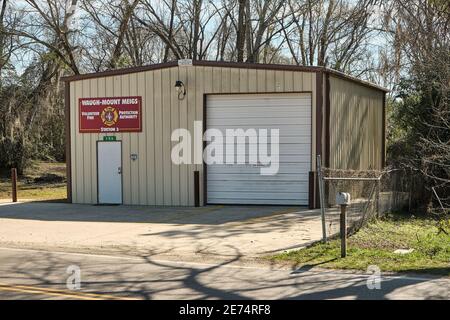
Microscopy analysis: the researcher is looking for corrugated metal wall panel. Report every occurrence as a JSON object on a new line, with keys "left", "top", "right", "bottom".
{"left": 329, "top": 76, "right": 384, "bottom": 170}
{"left": 70, "top": 66, "right": 316, "bottom": 206}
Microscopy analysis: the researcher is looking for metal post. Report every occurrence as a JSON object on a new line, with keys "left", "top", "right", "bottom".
{"left": 376, "top": 179, "right": 381, "bottom": 218}
{"left": 316, "top": 155, "right": 327, "bottom": 242}
{"left": 432, "top": 187, "right": 446, "bottom": 213}
{"left": 340, "top": 204, "right": 347, "bottom": 258}
{"left": 11, "top": 168, "right": 18, "bottom": 203}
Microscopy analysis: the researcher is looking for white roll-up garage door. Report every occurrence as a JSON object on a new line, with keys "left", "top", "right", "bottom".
{"left": 206, "top": 93, "right": 312, "bottom": 205}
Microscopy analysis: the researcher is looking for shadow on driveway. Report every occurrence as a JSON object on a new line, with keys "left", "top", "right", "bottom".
{"left": 0, "top": 202, "right": 323, "bottom": 259}
{"left": 0, "top": 202, "right": 316, "bottom": 225}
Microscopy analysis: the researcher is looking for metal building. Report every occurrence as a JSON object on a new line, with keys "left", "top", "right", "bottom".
{"left": 62, "top": 60, "right": 387, "bottom": 208}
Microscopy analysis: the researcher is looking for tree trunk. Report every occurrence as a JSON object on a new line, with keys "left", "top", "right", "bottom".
{"left": 192, "top": 0, "right": 202, "bottom": 60}
{"left": 164, "top": 0, "right": 177, "bottom": 62}
{"left": 236, "top": 0, "right": 246, "bottom": 62}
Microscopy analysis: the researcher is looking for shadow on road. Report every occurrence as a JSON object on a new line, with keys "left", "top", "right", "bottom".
{"left": 1, "top": 248, "right": 448, "bottom": 300}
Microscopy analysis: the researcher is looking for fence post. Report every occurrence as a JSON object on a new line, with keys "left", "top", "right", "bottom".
{"left": 432, "top": 187, "right": 446, "bottom": 213}
{"left": 376, "top": 178, "right": 381, "bottom": 218}
{"left": 340, "top": 204, "right": 347, "bottom": 258}
{"left": 11, "top": 168, "right": 18, "bottom": 203}
{"left": 316, "top": 155, "right": 327, "bottom": 242}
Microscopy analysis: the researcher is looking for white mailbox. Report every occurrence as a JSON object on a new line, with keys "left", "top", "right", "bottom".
{"left": 336, "top": 192, "right": 351, "bottom": 205}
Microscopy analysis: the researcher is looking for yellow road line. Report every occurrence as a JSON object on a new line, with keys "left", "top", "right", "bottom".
{"left": 0, "top": 283, "right": 136, "bottom": 300}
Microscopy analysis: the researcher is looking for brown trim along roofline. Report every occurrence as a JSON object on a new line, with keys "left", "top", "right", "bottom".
{"left": 65, "top": 82, "right": 72, "bottom": 203}
{"left": 324, "top": 69, "right": 388, "bottom": 93}
{"left": 61, "top": 61, "right": 178, "bottom": 83}
{"left": 61, "top": 60, "right": 389, "bottom": 93}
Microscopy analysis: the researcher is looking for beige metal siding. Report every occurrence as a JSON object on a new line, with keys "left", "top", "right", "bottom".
{"left": 70, "top": 66, "right": 316, "bottom": 206}
{"left": 329, "top": 76, "right": 384, "bottom": 170}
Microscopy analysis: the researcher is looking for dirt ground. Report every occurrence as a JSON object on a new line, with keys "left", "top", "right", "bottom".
{"left": 0, "top": 162, "right": 67, "bottom": 202}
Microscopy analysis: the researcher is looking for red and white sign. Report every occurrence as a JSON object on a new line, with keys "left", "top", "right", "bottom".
{"left": 79, "top": 96, "right": 142, "bottom": 133}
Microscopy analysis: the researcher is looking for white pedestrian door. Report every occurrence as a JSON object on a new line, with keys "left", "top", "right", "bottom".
{"left": 97, "top": 141, "right": 122, "bottom": 204}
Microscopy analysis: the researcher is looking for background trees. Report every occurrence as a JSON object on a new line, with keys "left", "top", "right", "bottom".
{"left": 0, "top": 0, "right": 448, "bottom": 211}
{"left": 384, "top": 0, "right": 449, "bottom": 210}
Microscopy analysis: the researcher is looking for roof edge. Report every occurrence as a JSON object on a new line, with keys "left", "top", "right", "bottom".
{"left": 324, "top": 68, "right": 389, "bottom": 93}
{"left": 61, "top": 61, "right": 179, "bottom": 82}
{"left": 61, "top": 60, "right": 388, "bottom": 93}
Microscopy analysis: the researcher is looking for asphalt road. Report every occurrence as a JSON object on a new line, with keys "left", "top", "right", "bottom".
{"left": 0, "top": 247, "right": 448, "bottom": 300}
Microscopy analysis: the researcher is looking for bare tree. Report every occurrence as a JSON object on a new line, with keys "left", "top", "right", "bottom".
{"left": 0, "top": 0, "right": 391, "bottom": 173}
{"left": 4, "top": 0, "right": 80, "bottom": 74}
{"left": 282, "top": 0, "right": 378, "bottom": 75}
{"left": 384, "top": 0, "right": 450, "bottom": 211}
{"left": 236, "top": 0, "right": 246, "bottom": 61}
{"left": 135, "top": 0, "right": 228, "bottom": 62}
{"left": 81, "top": 0, "right": 140, "bottom": 69}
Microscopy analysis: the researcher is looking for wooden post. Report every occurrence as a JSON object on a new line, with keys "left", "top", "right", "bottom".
{"left": 308, "top": 171, "right": 315, "bottom": 209}
{"left": 11, "top": 168, "right": 18, "bottom": 203}
{"left": 340, "top": 204, "right": 347, "bottom": 258}
{"left": 194, "top": 171, "right": 200, "bottom": 207}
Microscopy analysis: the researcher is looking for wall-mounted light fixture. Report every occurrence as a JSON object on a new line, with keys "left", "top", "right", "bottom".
{"left": 175, "top": 80, "right": 186, "bottom": 100}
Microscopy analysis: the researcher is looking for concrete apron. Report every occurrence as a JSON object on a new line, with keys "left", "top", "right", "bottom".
{"left": 0, "top": 202, "right": 323, "bottom": 261}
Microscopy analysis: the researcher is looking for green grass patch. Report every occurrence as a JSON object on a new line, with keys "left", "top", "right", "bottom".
{"left": 0, "top": 161, "right": 67, "bottom": 202}
{"left": 270, "top": 214, "right": 450, "bottom": 276}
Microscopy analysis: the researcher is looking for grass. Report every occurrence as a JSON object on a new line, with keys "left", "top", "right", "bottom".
{"left": 0, "top": 161, "right": 67, "bottom": 202}
{"left": 269, "top": 213, "right": 450, "bottom": 276}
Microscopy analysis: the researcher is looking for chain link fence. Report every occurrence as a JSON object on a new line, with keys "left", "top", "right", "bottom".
{"left": 318, "top": 164, "right": 414, "bottom": 240}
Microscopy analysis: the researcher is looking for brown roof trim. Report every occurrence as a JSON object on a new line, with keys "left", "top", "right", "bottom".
{"left": 193, "top": 60, "right": 321, "bottom": 73}
{"left": 61, "top": 60, "right": 389, "bottom": 93}
{"left": 324, "top": 69, "right": 389, "bottom": 93}
{"left": 61, "top": 61, "right": 179, "bottom": 82}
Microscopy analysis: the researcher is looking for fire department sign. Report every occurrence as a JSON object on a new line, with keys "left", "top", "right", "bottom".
{"left": 79, "top": 96, "right": 142, "bottom": 133}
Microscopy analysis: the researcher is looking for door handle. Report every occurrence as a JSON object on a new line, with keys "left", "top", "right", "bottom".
{"left": 118, "top": 167, "right": 122, "bottom": 175}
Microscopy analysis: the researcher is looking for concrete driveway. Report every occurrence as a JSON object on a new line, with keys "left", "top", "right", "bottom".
{"left": 0, "top": 202, "right": 322, "bottom": 260}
